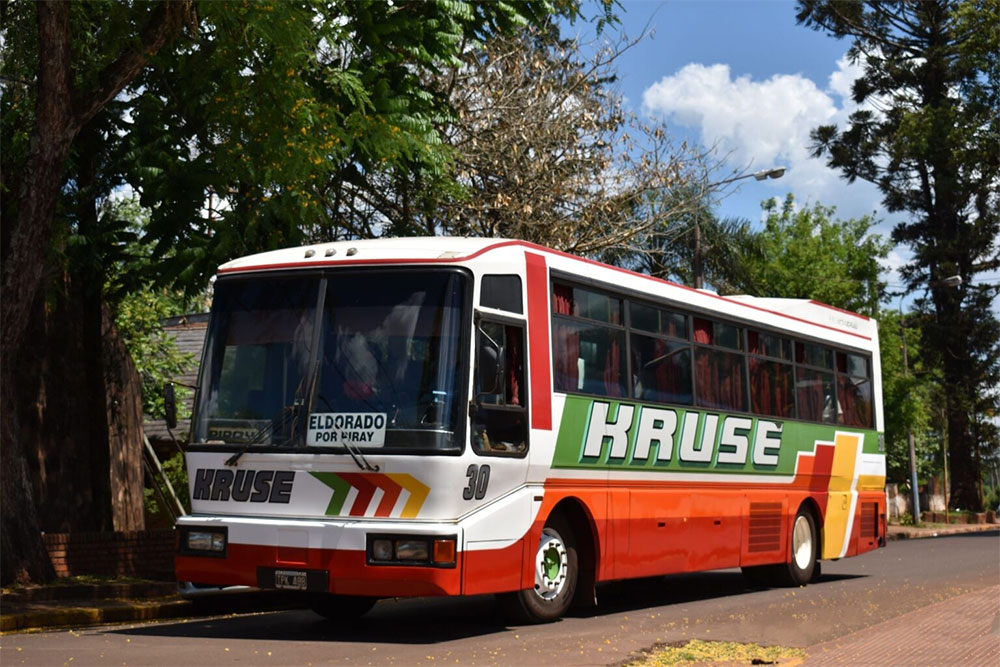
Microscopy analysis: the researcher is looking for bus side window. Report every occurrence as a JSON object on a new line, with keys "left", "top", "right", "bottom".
{"left": 472, "top": 319, "right": 528, "bottom": 456}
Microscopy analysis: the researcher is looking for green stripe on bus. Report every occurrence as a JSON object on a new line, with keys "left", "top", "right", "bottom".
{"left": 552, "top": 395, "right": 879, "bottom": 474}
{"left": 310, "top": 472, "right": 352, "bottom": 515}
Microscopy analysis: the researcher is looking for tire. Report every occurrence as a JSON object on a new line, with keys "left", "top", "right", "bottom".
{"left": 309, "top": 593, "right": 377, "bottom": 621}
{"left": 500, "top": 514, "right": 578, "bottom": 623}
{"left": 775, "top": 508, "right": 818, "bottom": 587}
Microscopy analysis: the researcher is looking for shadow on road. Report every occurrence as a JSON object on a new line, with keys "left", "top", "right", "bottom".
{"left": 581, "top": 570, "right": 865, "bottom": 617}
{"left": 111, "top": 569, "right": 866, "bottom": 644}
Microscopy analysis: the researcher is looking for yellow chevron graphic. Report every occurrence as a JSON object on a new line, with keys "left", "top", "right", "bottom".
{"left": 387, "top": 473, "right": 431, "bottom": 519}
{"left": 822, "top": 432, "right": 864, "bottom": 559}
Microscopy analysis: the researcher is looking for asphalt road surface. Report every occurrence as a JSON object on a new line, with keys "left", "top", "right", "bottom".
{"left": 3, "top": 530, "right": 997, "bottom": 666}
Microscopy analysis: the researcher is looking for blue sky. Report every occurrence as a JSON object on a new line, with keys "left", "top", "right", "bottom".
{"left": 568, "top": 0, "right": 913, "bottom": 292}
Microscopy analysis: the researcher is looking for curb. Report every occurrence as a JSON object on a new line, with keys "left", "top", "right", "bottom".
{"left": 0, "top": 588, "right": 302, "bottom": 634}
{"left": 887, "top": 524, "right": 998, "bottom": 541}
{"left": 1, "top": 598, "right": 194, "bottom": 633}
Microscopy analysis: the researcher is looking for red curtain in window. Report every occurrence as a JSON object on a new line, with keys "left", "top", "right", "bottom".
{"left": 751, "top": 359, "right": 793, "bottom": 418}
{"left": 750, "top": 357, "right": 769, "bottom": 414}
{"left": 773, "top": 365, "right": 791, "bottom": 417}
{"left": 720, "top": 353, "right": 745, "bottom": 410}
{"left": 553, "top": 286, "right": 579, "bottom": 391}
{"left": 693, "top": 320, "right": 714, "bottom": 406}
{"left": 797, "top": 369, "right": 828, "bottom": 422}
{"left": 653, "top": 339, "right": 681, "bottom": 396}
{"left": 837, "top": 376, "right": 871, "bottom": 427}
{"left": 507, "top": 327, "right": 521, "bottom": 406}
{"left": 603, "top": 337, "right": 622, "bottom": 397}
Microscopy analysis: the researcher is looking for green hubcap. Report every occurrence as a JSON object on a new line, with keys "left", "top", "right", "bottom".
{"left": 543, "top": 547, "right": 560, "bottom": 580}
{"left": 534, "top": 528, "right": 568, "bottom": 601}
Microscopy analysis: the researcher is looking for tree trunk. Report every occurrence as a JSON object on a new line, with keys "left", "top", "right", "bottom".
{"left": 0, "top": 0, "right": 75, "bottom": 586}
{"left": 1, "top": 0, "right": 188, "bottom": 583}
{"left": 937, "top": 286, "right": 984, "bottom": 511}
{"left": 103, "top": 305, "right": 146, "bottom": 531}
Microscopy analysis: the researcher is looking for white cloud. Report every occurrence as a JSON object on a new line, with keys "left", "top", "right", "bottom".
{"left": 640, "top": 56, "right": 891, "bottom": 224}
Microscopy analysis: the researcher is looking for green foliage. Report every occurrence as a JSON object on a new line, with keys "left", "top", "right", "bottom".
{"left": 116, "top": 286, "right": 194, "bottom": 419}
{"left": 797, "top": 0, "right": 1000, "bottom": 509}
{"left": 143, "top": 452, "right": 190, "bottom": 517}
{"left": 751, "top": 195, "right": 889, "bottom": 315}
{"left": 122, "top": 0, "right": 555, "bottom": 293}
{"left": 877, "top": 311, "right": 940, "bottom": 483}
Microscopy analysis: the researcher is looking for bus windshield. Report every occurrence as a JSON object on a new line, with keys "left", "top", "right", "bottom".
{"left": 193, "top": 269, "right": 468, "bottom": 453}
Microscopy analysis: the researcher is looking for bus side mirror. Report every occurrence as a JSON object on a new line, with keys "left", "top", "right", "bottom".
{"left": 476, "top": 324, "right": 505, "bottom": 402}
{"left": 164, "top": 382, "right": 178, "bottom": 430}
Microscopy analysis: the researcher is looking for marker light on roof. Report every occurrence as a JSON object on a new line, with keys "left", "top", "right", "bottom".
{"left": 325, "top": 248, "right": 336, "bottom": 257}
{"left": 346, "top": 247, "right": 358, "bottom": 256}
{"left": 304, "top": 249, "right": 316, "bottom": 258}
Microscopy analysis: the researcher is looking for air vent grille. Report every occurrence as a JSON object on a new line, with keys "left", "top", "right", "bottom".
{"left": 861, "top": 502, "right": 878, "bottom": 538}
{"left": 748, "top": 502, "right": 783, "bottom": 552}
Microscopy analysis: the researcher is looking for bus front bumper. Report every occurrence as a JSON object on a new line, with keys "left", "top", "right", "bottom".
{"left": 175, "top": 515, "right": 463, "bottom": 598}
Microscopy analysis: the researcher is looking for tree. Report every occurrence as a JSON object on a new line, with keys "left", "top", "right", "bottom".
{"left": 433, "top": 22, "right": 707, "bottom": 255}
{"left": 747, "top": 195, "right": 889, "bottom": 315}
{"left": 607, "top": 182, "right": 764, "bottom": 293}
{"left": 1, "top": 0, "right": 196, "bottom": 586}
{"left": 797, "top": 0, "right": 1000, "bottom": 509}
{"left": 313, "top": 19, "right": 710, "bottom": 256}
{"left": 0, "top": 0, "right": 553, "bottom": 585}
{"left": 876, "top": 311, "right": 940, "bottom": 487}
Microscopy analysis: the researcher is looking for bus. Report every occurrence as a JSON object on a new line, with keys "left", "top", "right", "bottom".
{"left": 175, "top": 237, "right": 886, "bottom": 623}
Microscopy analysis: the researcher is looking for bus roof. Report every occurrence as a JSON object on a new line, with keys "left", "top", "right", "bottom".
{"left": 217, "top": 237, "right": 875, "bottom": 346}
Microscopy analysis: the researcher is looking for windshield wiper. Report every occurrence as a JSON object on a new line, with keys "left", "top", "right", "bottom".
{"left": 342, "top": 440, "right": 379, "bottom": 471}
{"left": 225, "top": 406, "right": 299, "bottom": 466}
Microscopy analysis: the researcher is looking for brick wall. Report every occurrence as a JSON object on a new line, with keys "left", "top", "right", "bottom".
{"left": 43, "top": 530, "right": 175, "bottom": 580}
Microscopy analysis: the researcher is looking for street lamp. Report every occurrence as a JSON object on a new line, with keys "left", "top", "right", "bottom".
{"left": 693, "top": 167, "right": 786, "bottom": 289}
{"left": 898, "top": 274, "right": 961, "bottom": 525}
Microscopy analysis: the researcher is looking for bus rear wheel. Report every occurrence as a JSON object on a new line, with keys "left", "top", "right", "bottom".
{"left": 742, "top": 508, "right": 819, "bottom": 588}
{"left": 500, "top": 514, "right": 578, "bottom": 623}
{"left": 309, "top": 593, "right": 377, "bottom": 622}
{"left": 777, "top": 508, "right": 818, "bottom": 586}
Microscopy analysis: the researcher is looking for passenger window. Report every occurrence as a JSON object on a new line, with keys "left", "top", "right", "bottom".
{"left": 748, "top": 330, "right": 794, "bottom": 418}
{"left": 836, "top": 351, "right": 872, "bottom": 427}
{"left": 631, "top": 332, "right": 692, "bottom": 405}
{"left": 630, "top": 302, "right": 688, "bottom": 339}
{"left": 552, "top": 319, "right": 625, "bottom": 397}
{"left": 552, "top": 283, "right": 625, "bottom": 397}
{"left": 797, "top": 367, "right": 836, "bottom": 423}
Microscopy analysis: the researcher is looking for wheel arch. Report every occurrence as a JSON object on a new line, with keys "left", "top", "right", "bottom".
{"left": 548, "top": 497, "right": 599, "bottom": 610}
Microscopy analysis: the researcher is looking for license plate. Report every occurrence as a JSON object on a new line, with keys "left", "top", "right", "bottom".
{"left": 274, "top": 569, "right": 307, "bottom": 591}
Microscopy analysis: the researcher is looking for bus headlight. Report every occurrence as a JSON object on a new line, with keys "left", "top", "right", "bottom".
{"left": 367, "top": 534, "right": 456, "bottom": 567}
{"left": 372, "top": 538, "right": 394, "bottom": 561}
{"left": 180, "top": 528, "right": 227, "bottom": 556}
{"left": 394, "top": 539, "right": 429, "bottom": 561}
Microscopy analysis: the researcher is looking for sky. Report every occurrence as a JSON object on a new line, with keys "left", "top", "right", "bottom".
{"left": 568, "top": 0, "right": 915, "bottom": 294}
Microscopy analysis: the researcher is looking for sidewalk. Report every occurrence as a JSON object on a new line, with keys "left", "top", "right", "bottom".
{"left": 805, "top": 584, "right": 1000, "bottom": 665}
{"left": 1, "top": 523, "right": 995, "bottom": 634}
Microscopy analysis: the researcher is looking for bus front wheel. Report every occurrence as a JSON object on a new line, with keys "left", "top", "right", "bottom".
{"left": 500, "top": 514, "right": 578, "bottom": 623}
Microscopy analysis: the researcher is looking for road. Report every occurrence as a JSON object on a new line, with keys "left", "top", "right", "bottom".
{"left": 3, "top": 531, "right": 997, "bottom": 666}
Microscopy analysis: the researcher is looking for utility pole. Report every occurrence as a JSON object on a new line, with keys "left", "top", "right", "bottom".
{"left": 900, "top": 313, "right": 921, "bottom": 524}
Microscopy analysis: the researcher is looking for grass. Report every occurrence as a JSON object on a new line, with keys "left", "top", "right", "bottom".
{"left": 629, "top": 639, "right": 805, "bottom": 666}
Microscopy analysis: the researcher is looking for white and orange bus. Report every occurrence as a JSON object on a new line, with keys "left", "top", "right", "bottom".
{"left": 175, "top": 237, "right": 886, "bottom": 622}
